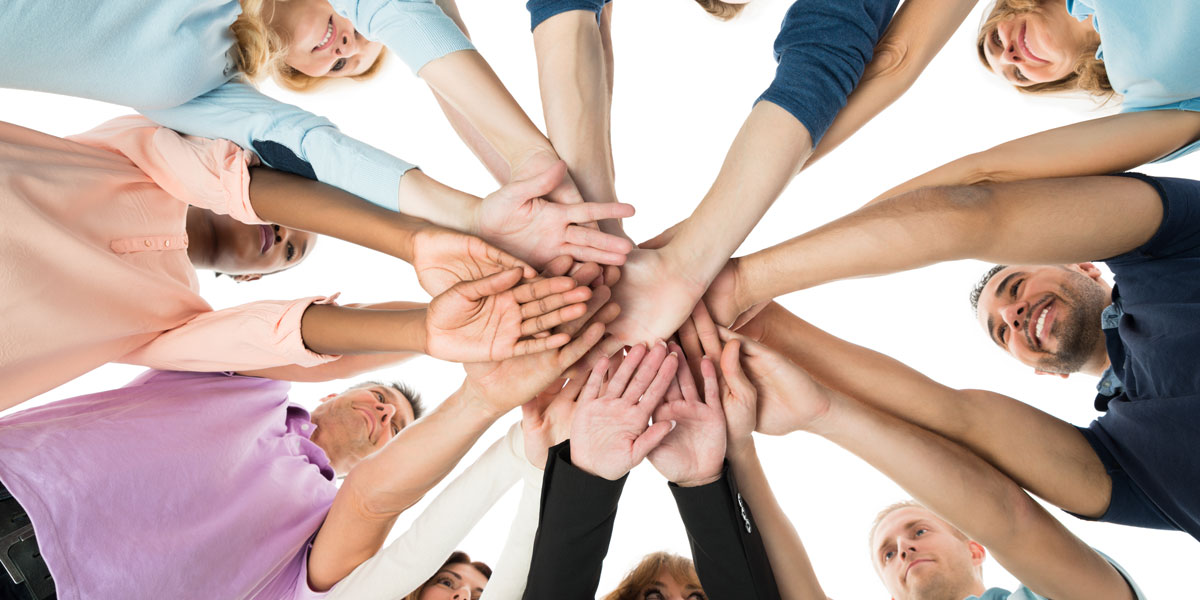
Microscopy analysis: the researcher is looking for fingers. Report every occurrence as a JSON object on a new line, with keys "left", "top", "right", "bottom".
{"left": 540, "top": 255, "right": 576, "bottom": 279}
{"left": 565, "top": 243, "right": 630, "bottom": 266}
{"left": 637, "top": 220, "right": 681, "bottom": 250}
{"left": 556, "top": 285, "right": 612, "bottom": 338}
{"left": 720, "top": 339, "right": 755, "bottom": 404}
{"left": 691, "top": 302, "right": 722, "bottom": 361}
{"left": 700, "top": 357, "right": 721, "bottom": 409}
{"left": 555, "top": 322, "right": 607, "bottom": 371}
{"left": 604, "top": 343, "right": 649, "bottom": 397}
{"left": 484, "top": 240, "right": 537, "bottom": 280}
{"left": 511, "top": 276, "right": 587, "bottom": 305}
{"left": 630, "top": 420, "right": 675, "bottom": 464}
{"left": 602, "top": 265, "right": 621, "bottom": 287}
{"left": 512, "top": 332, "right": 571, "bottom": 356}
{"left": 579, "top": 356, "right": 610, "bottom": 404}
{"left": 520, "top": 303, "right": 588, "bottom": 337}
{"left": 668, "top": 341, "right": 701, "bottom": 403}
{"left": 564, "top": 201, "right": 636, "bottom": 227}
{"left": 452, "top": 267, "right": 524, "bottom": 301}
{"left": 565, "top": 224, "right": 634, "bottom": 255}
{"left": 568, "top": 261, "right": 603, "bottom": 287}
{"left": 519, "top": 286, "right": 593, "bottom": 320}
{"left": 629, "top": 351, "right": 678, "bottom": 411}
{"left": 676, "top": 314, "right": 704, "bottom": 381}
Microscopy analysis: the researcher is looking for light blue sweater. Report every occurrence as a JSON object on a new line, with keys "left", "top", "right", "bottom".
{"left": 1066, "top": 0, "right": 1200, "bottom": 161}
{"left": 0, "top": 0, "right": 473, "bottom": 209}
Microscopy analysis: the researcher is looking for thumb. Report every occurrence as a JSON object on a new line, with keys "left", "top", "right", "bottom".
{"left": 452, "top": 267, "right": 523, "bottom": 301}
{"left": 631, "top": 419, "right": 675, "bottom": 463}
{"left": 507, "top": 160, "right": 567, "bottom": 201}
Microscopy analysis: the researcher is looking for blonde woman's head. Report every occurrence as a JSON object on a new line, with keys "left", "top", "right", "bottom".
{"left": 976, "top": 0, "right": 1110, "bottom": 97}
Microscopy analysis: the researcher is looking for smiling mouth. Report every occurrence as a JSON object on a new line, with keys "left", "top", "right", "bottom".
{"left": 1026, "top": 297, "right": 1054, "bottom": 349}
{"left": 314, "top": 17, "right": 335, "bottom": 52}
{"left": 259, "top": 224, "right": 275, "bottom": 254}
{"left": 1019, "top": 24, "right": 1048, "bottom": 63}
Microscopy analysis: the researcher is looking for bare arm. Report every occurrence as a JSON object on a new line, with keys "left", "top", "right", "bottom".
{"left": 807, "top": 0, "right": 980, "bottom": 166}
{"left": 730, "top": 303, "right": 1110, "bottom": 518}
{"left": 732, "top": 175, "right": 1164, "bottom": 310}
{"left": 868, "top": 110, "right": 1200, "bottom": 204}
{"left": 815, "top": 389, "right": 1132, "bottom": 600}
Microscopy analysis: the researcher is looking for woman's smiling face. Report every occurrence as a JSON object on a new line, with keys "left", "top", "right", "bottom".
{"left": 272, "top": 0, "right": 385, "bottom": 78}
{"left": 980, "top": 5, "right": 1091, "bottom": 86}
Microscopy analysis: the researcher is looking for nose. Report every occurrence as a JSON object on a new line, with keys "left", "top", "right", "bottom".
{"left": 999, "top": 301, "right": 1029, "bottom": 333}
{"left": 452, "top": 585, "right": 470, "bottom": 600}
{"left": 334, "top": 31, "right": 358, "bottom": 56}
{"left": 374, "top": 400, "right": 396, "bottom": 428}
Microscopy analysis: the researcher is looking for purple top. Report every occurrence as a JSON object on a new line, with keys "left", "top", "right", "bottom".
{"left": 0, "top": 370, "right": 339, "bottom": 600}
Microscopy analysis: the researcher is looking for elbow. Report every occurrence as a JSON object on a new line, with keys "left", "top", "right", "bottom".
{"left": 862, "top": 38, "right": 918, "bottom": 92}
{"left": 890, "top": 184, "right": 997, "bottom": 247}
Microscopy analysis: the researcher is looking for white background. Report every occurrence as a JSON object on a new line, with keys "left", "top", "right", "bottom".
{"left": 4, "top": 0, "right": 1198, "bottom": 596}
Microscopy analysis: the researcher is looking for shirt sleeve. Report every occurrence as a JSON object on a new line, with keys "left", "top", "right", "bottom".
{"left": 670, "top": 466, "right": 782, "bottom": 600}
{"left": 330, "top": 0, "right": 474, "bottom": 73}
{"left": 66, "top": 115, "right": 262, "bottom": 224}
{"left": 522, "top": 441, "right": 626, "bottom": 600}
{"left": 324, "top": 424, "right": 525, "bottom": 600}
{"left": 1104, "top": 173, "right": 1200, "bottom": 264}
{"left": 139, "top": 80, "right": 414, "bottom": 212}
{"left": 757, "top": 0, "right": 898, "bottom": 144}
{"left": 526, "top": 0, "right": 608, "bottom": 31}
{"left": 118, "top": 296, "right": 341, "bottom": 372}
{"left": 480, "top": 438, "right": 545, "bottom": 600}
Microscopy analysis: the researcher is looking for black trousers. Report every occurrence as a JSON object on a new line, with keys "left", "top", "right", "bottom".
{"left": 0, "top": 481, "right": 54, "bottom": 600}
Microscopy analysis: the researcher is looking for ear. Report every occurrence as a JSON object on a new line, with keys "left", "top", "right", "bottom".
{"left": 233, "top": 273, "right": 262, "bottom": 283}
{"left": 1073, "top": 262, "right": 1104, "bottom": 281}
{"left": 1033, "top": 369, "right": 1070, "bottom": 379}
{"left": 967, "top": 540, "right": 987, "bottom": 566}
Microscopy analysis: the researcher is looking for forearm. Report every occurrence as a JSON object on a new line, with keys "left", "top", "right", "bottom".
{"left": 300, "top": 303, "right": 428, "bottom": 356}
{"left": 236, "top": 352, "right": 417, "bottom": 382}
{"left": 533, "top": 10, "right": 617, "bottom": 205}
{"left": 815, "top": 393, "right": 1131, "bottom": 600}
{"left": 421, "top": 50, "right": 556, "bottom": 171}
{"left": 755, "top": 304, "right": 1110, "bottom": 518}
{"left": 868, "top": 110, "right": 1200, "bottom": 205}
{"left": 311, "top": 386, "right": 499, "bottom": 590}
{"left": 396, "top": 168, "right": 482, "bottom": 235}
{"left": 725, "top": 442, "right": 825, "bottom": 600}
{"left": 737, "top": 176, "right": 1163, "bottom": 306}
{"left": 248, "top": 167, "right": 433, "bottom": 261}
{"left": 668, "top": 102, "right": 813, "bottom": 283}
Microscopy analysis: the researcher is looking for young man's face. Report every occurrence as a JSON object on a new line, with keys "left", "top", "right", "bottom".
{"left": 975, "top": 264, "right": 1111, "bottom": 375}
{"left": 309, "top": 383, "right": 416, "bottom": 474}
{"left": 871, "top": 506, "right": 984, "bottom": 600}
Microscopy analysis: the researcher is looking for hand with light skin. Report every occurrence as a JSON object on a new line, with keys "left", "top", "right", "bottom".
{"left": 425, "top": 268, "right": 591, "bottom": 362}
{"left": 647, "top": 341, "right": 726, "bottom": 488}
{"left": 570, "top": 343, "right": 680, "bottom": 481}
{"left": 716, "top": 327, "right": 834, "bottom": 436}
{"left": 703, "top": 258, "right": 768, "bottom": 330}
{"left": 673, "top": 302, "right": 756, "bottom": 457}
{"left": 409, "top": 224, "right": 536, "bottom": 296}
{"left": 475, "top": 161, "right": 635, "bottom": 267}
{"left": 523, "top": 376, "right": 585, "bottom": 471}
{"left": 606, "top": 247, "right": 709, "bottom": 346}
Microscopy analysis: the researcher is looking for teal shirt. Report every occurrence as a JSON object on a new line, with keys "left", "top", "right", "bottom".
{"left": 1066, "top": 0, "right": 1200, "bottom": 161}
{"left": 0, "top": 0, "right": 473, "bottom": 210}
{"left": 968, "top": 552, "right": 1146, "bottom": 600}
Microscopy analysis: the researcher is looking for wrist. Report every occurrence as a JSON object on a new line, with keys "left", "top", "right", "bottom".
{"left": 674, "top": 470, "right": 722, "bottom": 488}
{"left": 398, "top": 169, "right": 483, "bottom": 234}
{"left": 411, "top": 307, "right": 431, "bottom": 355}
{"left": 726, "top": 438, "right": 757, "bottom": 465}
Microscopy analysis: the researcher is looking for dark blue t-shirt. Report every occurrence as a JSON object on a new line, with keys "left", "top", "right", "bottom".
{"left": 1082, "top": 172, "right": 1200, "bottom": 541}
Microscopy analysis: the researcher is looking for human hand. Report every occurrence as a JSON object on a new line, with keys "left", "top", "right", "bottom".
{"left": 637, "top": 219, "right": 685, "bottom": 250}
{"left": 674, "top": 303, "right": 754, "bottom": 455}
{"left": 426, "top": 268, "right": 591, "bottom": 362}
{"left": 716, "top": 327, "right": 833, "bottom": 435}
{"left": 607, "top": 247, "right": 708, "bottom": 346}
{"left": 522, "top": 376, "right": 584, "bottom": 471}
{"left": 476, "top": 161, "right": 635, "bottom": 267}
{"left": 703, "top": 257, "right": 767, "bottom": 329}
{"left": 510, "top": 147, "right": 585, "bottom": 205}
{"left": 410, "top": 225, "right": 536, "bottom": 296}
{"left": 647, "top": 341, "right": 726, "bottom": 487}
{"left": 570, "top": 343, "right": 680, "bottom": 480}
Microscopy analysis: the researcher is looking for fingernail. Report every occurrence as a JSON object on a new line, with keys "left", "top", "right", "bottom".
{"left": 669, "top": 420, "right": 678, "bottom": 431}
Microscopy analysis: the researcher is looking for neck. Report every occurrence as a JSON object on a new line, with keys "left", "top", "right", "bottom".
{"left": 185, "top": 207, "right": 219, "bottom": 270}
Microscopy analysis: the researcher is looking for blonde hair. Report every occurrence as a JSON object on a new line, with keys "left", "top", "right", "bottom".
{"left": 230, "top": 0, "right": 387, "bottom": 92}
{"left": 602, "top": 552, "right": 704, "bottom": 600}
{"left": 868, "top": 500, "right": 970, "bottom": 554}
{"left": 402, "top": 551, "right": 492, "bottom": 600}
{"left": 692, "top": 0, "right": 747, "bottom": 21}
{"left": 976, "top": 0, "right": 1111, "bottom": 98}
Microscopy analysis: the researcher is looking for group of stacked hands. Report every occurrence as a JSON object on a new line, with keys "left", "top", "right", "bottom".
{"left": 1, "top": 0, "right": 1199, "bottom": 598}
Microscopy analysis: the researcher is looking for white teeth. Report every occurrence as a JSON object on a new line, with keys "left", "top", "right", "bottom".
{"left": 319, "top": 23, "right": 333, "bottom": 47}
{"left": 1034, "top": 307, "right": 1048, "bottom": 340}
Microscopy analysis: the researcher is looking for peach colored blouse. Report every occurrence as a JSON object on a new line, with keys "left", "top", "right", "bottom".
{"left": 0, "top": 116, "right": 336, "bottom": 410}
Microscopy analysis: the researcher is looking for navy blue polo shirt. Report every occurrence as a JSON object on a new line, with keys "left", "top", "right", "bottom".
{"left": 1078, "top": 172, "right": 1200, "bottom": 541}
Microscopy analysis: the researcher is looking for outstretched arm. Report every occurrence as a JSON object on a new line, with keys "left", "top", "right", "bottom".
{"left": 723, "top": 302, "right": 1110, "bottom": 519}
{"left": 868, "top": 110, "right": 1200, "bottom": 204}
{"left": 814, "top": 387, "right": 1133, "bottom": 600}
{"left": 718, "top": 174, "right": 1164, "bottom": 320}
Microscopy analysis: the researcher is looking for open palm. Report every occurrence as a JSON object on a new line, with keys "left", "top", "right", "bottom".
{"left": 410, "top": 226, "right": 534, "bottom": 296}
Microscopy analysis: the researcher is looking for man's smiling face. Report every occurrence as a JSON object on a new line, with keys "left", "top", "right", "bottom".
{"left": 975, "top": 264, "right": 1112, "bottom": 375}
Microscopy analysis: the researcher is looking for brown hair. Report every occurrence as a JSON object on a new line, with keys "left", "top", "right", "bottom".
{"left": 975, "top": 0, "right": 1111, "bottom": 98}
{"left": 402, "top": 551, "right": 492, "bottom": 600}
{"left": 602, "top": 552, "right": 704, "bottom": 600}
{"left": 692, "top": 0, "right": 747, "bottom": 21}
{"left": 229, "top": 0, "right": 387, "bottom": 92}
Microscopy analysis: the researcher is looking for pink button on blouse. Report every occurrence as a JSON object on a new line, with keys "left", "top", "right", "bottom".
{"left": 0, "top": 116, "right": 337, "bottom": 410}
